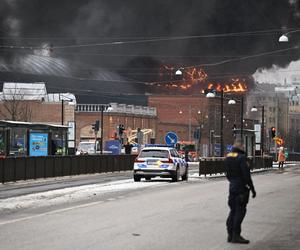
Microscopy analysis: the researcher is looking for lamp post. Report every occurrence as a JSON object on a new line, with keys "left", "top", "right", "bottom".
{"left": 60, "top": 95, "right": 75, "bottom": 125}
{"left": 279, "top": 29, "right": 300, "bottom": 42}
{"left": 99, "top": 105, "right": 113, "bottom": 154}
{"left": 228, "top": 96, "right": 244, "bottom": 138}
{"left": 59, "top": 94, "right": 76, "bottom": 155}
{"left": 251, "top": 105, "right": 265, "bottom": 156}
{"left": 206, "top": 89, "right": 224, "bottom": 157}
{"left": 179, "top": 106, "right": 201, "bottom": 142}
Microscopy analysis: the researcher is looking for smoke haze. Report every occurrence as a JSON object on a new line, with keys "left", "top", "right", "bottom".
{"left": 1, "top": 0, "right": 300, "bottom": 87}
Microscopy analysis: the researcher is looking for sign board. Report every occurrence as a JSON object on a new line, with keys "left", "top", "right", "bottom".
{"left": 105, "top": 140, "right": 121, "bottom": 155}
{"left": 29, "top": 133, "right": 48, "bottom": 156}
{"left": 254, "top": 124, "right": 261, "bottom": 151}
{"left": 68, "top": 121, "right": 75, "bottom": 141}
{"left": 214, "top": 143, "right": 221, "bottom": 157}
{"left": 165, "top": 131, "right": 178, "bottom": 145}
{"left": 226, "top": 145, "right": 233, "bottom": 153}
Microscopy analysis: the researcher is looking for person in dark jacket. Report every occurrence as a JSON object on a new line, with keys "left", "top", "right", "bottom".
{"left": 124, "top": 141, "right": 133, "bottom": 155}
{"left": 225, "top": 138, "right": 256, "bottom": 244}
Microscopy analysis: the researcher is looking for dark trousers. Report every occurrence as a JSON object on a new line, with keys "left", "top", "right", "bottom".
{"left": 226, "top": 189, "right": 249, "bottom": 236}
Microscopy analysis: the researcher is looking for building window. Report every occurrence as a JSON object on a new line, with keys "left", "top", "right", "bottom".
{"left": 0, "top": 130, "right": 5, "bottom": 155}
{"left": 10, "top": 128, "right": 27, "bottom": 156}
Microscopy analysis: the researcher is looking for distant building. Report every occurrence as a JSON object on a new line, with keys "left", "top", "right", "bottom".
{"left": 0, "top": 83, "right": 157, "bottom": 152}
{"left": 246, "top": 84, "right": 290, "bottom": 151}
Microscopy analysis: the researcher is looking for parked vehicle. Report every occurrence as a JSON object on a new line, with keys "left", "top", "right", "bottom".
{"left": 133, "top": 145, "right": 188, "bottom": 182}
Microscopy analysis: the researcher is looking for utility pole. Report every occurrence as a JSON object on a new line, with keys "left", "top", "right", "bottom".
{"left": 61, "top": 99, "right": 64, "bottom": 125}
{"left": 100, "top": 106, "right": 104, "bottom": 154}
{"left": 220, "top": 89, "right": 224, "bottom": 157}
{"left": 188, "top": 104, "right": 192, "bottom": 142}
{"left": 240, "top": 96, "right": 244, "bottom": 138}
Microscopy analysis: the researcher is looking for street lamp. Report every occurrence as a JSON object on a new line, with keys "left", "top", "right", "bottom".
{"left": 251, "top": 105, "right": 265, "bottom": 156}
{"left": 178, "top": 106, "right": 200, "bottom": 141}
{"left": 60, "top": 95, "right": 76, "bottom": 125}
{"left": 175, "top": 68, "right": 183, "bottom": 75}
{"left": 228, "top": 96, "right": 244, "bottom": 137}
{"left": 99, "top": 105, "right": 113, "bottom": 154}
{"left": 206, "top": 89, "right": 224, "bottom": 157}
{"left": 278, "top": 29, "right": 300, "bottom": 42}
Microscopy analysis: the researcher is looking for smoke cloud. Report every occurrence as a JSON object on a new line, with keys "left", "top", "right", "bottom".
{"left": 1, "top": 0, "right": 300, "bottom": 87}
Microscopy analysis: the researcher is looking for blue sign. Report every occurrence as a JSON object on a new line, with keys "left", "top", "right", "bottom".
{"left": 29, "top": 133, "right": 48, "bottom": 156}
{"left": 226, "top": 145, "right": 233, "bottom": 153}
{"left": 105, "top": 140, "right": 121, "bottom": 155}
{"left": 165, "top": 131, "right": 178, "bottom": 145}
{"left": 214, "top": 143, "right": 221, "bottom": 157}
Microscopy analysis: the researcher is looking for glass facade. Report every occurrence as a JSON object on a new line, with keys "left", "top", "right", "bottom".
{"left": 10, "top": 128, "right": 27, "bottom": 156}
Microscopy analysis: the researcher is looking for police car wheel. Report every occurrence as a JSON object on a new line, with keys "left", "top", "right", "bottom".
{"left": 145, "top": 177, "right": 151, "bottom": 181}
{"left": 134, "top": 175, "right": 141, "bottom": 182}
{"left": 182, "top": 168, "right": 188, "bottom": 181}
{"left": 171, "top": 167, "right": 180, "bottom": 182}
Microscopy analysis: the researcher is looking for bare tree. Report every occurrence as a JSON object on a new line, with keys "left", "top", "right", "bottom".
{"left": 0, "top": 87, "right": 32, "bottom": 122}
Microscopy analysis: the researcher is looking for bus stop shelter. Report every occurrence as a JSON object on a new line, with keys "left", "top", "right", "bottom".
{"left": 0, "top": 120, "right": 68, "bottom": 157}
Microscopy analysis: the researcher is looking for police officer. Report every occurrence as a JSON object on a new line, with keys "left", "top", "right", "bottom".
{"left": 225, "top": 138, "right": 256, "bottom": 244}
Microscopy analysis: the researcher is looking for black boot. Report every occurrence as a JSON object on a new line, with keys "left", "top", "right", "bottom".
{"left": 232, "top": 235, "right": 250, "bottom": 244}
{"left": 227, "top": 235, "right": 232, "bottom": 242}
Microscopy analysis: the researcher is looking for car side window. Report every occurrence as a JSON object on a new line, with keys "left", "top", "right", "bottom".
{"left": 174, "top": 150, "right": 180, "bottom": 158}
{"left": 170, "top": 149, "right": 177, "bottom": 157}
{"left": 170, "top": 149, "right": 178, "bottom": 158}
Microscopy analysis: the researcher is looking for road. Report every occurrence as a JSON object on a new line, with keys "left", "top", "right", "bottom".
{"left": 0, "top": 164, "right": 299, "bottom": 250}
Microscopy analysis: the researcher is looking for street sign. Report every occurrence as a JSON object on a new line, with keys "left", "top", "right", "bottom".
{"left": 105, "top": 140, "right": 121, "bottom": 155}
{"left": 214, "top": 143, "right": 221, "bottom": 157}
{"left": 165, "top": 131, "right": 178, "bottom": 145}
{"left": 226, "top": 145, "right": 233, "bottom": 153}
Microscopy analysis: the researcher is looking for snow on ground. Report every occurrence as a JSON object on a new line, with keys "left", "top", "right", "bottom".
{"left": 0, "top": 162, "right": 294, "bottom": 212}
{"left": 0, "top": 179, "right": 167, "bottom": 212}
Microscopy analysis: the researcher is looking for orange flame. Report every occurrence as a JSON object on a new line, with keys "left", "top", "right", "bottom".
{"left": 159, "top": 65, "right": 248, "bottom": 93}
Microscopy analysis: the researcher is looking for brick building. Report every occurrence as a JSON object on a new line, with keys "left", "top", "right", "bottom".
{"left": 75, "top": 103, "right": 157, "bottom": 146}
{"left": 148, "top": 94, "right": 254, "bottom": 156}
{"left": 0, "top": 83, "right": 157, "bottom": 151}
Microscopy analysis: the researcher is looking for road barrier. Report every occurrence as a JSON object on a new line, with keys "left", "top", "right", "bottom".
{"left": 199, "top": 156, "right": 273, "bottom": 176}
{"left": 0, "top": 155, "right": 136, "bottom": 183}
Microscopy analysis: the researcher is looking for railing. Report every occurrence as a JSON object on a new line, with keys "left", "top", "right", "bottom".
{"left": 75, "top": 103, "right": 157, "bottom": 116}
{"left": 199, "top": 156, "right": 273, "bottom": 176}
{"left": 0, "top": 155, "right": 136, "bottom": 183}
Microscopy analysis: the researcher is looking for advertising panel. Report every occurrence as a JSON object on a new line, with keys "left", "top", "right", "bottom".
{"left": 29, "top": 133, "right": 48, "bottom": 156}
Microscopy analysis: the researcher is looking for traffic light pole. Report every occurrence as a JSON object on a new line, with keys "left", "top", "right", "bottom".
{"left": 100, "top": 106, "right": 104, "bottom": 154}
{"left": 240, "top": 96, "right": 244, "bottom": 138}
{"left": 261, "top": 106, "right": 264, "bottom": 156}
{"left": 220, "top": 89, "right": 224, "bottom": 157}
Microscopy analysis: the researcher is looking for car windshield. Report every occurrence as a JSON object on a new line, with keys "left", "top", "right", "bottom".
{"left": 78, "top": 143, "right": 95, "bottom": 151}
{"left": 139, "top": 149, "right": 169, "bottom": 158}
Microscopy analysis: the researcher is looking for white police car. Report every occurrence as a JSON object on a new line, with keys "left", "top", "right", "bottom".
{"left": 133, "top": 145, "right": 188, "bottom": 182}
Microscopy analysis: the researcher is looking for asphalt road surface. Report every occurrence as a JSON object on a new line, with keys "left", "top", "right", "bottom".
{"left": 0, "top": 164, "right": 299, "bottom": 250}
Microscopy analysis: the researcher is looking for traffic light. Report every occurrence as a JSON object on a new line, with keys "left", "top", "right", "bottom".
{"left": 92, "top": 120, "right": 100, "bottom": 132}
{"left": 118, "top": 124, "right": 125, "bottom": 136}
{"left": 271, "top": 127, "right": 276, "bottom": 138}
{"left": 193, "top": 128, "right": 201, "bottom": 140}
{"left": 232, "top": 124, "right": 237, "bottom": 137}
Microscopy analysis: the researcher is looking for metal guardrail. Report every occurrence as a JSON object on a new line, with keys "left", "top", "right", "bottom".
{"left": 0, "top": 155, "right": 136, "bottom": 183}
{"left": 199, "top": 156, "right": 273, "bottom": 176}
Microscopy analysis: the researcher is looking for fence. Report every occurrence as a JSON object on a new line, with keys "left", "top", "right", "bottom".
{"left": 0, "top": 155, "right": 136, "bottom": 183}
{"left": 199, "top": 156, "right": 273, "bottom": 176}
